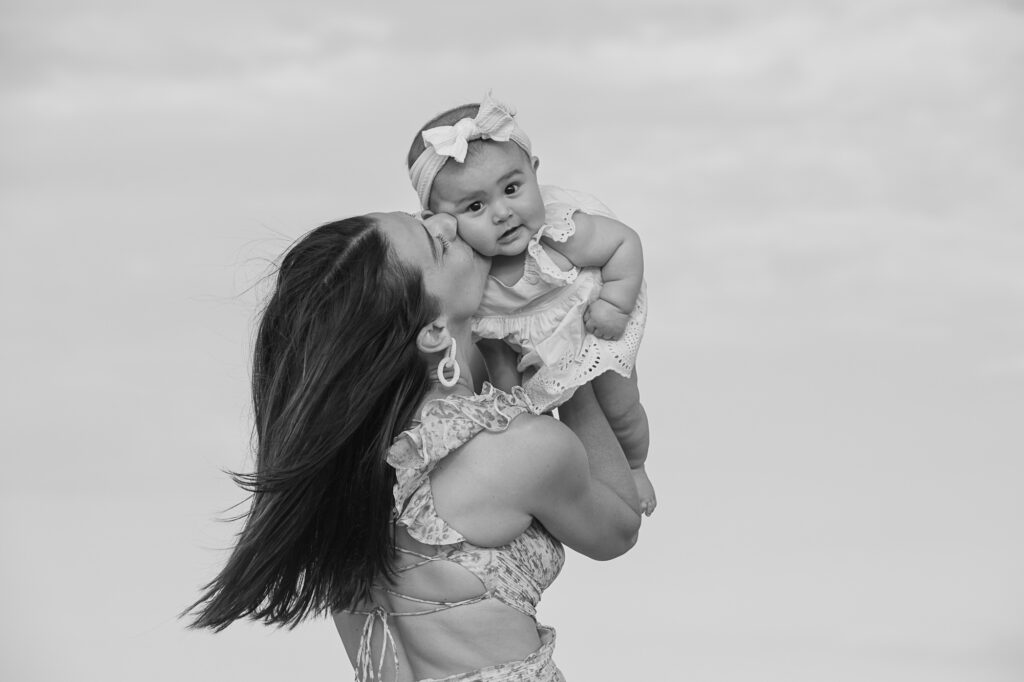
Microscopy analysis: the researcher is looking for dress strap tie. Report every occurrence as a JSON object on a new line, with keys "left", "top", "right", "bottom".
{"left": 355, "top": 606, "right": 398, "bottom": 682}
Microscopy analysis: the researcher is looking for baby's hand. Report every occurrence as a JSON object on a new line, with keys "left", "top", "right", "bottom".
{"left": 584, "top": 298, "right": 629, "bottom": 340}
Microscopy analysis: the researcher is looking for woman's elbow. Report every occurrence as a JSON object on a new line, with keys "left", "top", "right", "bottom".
{"left": 591, "top": 515, "right": 641, "bottom": 561}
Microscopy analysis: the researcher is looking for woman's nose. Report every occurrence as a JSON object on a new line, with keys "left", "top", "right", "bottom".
{"left": 424, "top": 212, "right": 458, "bottom": 240}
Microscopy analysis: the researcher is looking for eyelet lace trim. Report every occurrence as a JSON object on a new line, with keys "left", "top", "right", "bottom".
{"left": 526, "top": 202, "right": 579, "bottom": 285}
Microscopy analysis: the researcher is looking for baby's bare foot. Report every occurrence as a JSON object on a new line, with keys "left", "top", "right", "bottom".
{"left": 632, "top": 467, "right": 657, "bottom": 516}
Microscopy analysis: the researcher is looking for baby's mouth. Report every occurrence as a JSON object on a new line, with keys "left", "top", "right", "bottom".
{"left": 498, "top": 225, "right": 521, "bottom": 243}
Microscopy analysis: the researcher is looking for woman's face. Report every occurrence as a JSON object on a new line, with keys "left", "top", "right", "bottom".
{"left": 373, "top": 211, "right": 491, "bottom": 321}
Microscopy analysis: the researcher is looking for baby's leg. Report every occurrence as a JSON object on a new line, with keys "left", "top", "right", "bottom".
{"left": 590, "top": 370, "right": 648, "bottom": 467}
{"left": 590, "top": 369, "right": 656, "bottom": 516}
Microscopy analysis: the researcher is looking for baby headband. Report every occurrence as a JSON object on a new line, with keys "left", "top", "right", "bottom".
{"left": 409, "top": 92, "right": 533, "bottom": 209}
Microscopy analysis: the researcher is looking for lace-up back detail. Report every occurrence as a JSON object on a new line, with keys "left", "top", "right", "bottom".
{"left": 347, "top": 385, "right": 567, "bottom": 681}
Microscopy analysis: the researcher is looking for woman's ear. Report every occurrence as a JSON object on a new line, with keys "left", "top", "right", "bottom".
{"left": 416, "top": 317, "right": 452, "bottom": 355}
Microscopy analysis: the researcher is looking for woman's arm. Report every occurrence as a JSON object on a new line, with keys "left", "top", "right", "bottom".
{"left": 431, "top": 385, "right": 641, "bottom": 559}
{"left": 524, "top": 385, "right": 642, "bottom": 559}
{"left": 544, "top": 212, "right": 644, "bottom": 340}
{"left": 556, "top": 383, "right": 641, "bottom": 514}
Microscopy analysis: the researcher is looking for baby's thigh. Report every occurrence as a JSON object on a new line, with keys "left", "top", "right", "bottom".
{"left": 589, "top": 369, "right": 641, "bottom": 422}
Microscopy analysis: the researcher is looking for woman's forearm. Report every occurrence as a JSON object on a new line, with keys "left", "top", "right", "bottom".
{"left": 558, "top": 383, "right": 641, "bottom": 515}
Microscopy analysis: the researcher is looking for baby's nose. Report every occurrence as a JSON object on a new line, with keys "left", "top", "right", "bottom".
{"left": 491, "top": 201, "right": 512, "bottom": 223}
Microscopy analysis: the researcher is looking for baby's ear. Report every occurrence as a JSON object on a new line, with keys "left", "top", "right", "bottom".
{"left": 415, "top": 317, "right": 452, "bottom": 355}
{"left": 531, "top": 155, "right": 541, "bottom": 172}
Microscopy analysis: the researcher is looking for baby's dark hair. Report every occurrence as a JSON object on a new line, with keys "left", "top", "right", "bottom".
{"left": 406, "top": 103, "right": 480, "bottom": 169}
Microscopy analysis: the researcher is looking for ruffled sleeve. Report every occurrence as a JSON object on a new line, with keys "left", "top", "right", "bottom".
{"left": 526, "top": 186, "right": 620, "bottom": 287}
{"left": 388, "top": 384, "right": 532, "bottom": 545}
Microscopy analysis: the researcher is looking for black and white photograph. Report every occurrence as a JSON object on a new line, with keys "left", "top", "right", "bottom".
{"left": 2, "top": 1, "right": 1022, "bottom": 680}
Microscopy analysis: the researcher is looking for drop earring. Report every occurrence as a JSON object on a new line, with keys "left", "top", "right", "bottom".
{"left": 436, "top": 338, "right": 460, "bottom": 388}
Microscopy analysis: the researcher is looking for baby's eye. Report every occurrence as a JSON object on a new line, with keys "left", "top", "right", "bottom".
{"left": 504, "top": 183, "right": 520, "bottom": 195}
{"left": 467, "top": 201, "right": 483, "bottom": 213}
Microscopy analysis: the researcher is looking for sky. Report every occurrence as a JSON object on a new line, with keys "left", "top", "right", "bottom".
{"left": 1, "top": 0, "right": 1022, "bottom": 680}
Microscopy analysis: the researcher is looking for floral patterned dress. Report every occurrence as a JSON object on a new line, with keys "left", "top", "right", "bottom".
{"left": 350, "top": 384, "right": 567, "bottom": 681}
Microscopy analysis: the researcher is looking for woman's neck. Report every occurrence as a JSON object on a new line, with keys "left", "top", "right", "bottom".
{"left": 420, "top": 326, "right": 479, "bottom": 403}
{"left": 422, "top": 376, "right": 475, "bottom": 403}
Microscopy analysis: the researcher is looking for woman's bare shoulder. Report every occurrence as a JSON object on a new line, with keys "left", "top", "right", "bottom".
{"left": 428, "top": 413, "right": 579, "bottom": 544}
{"left": 454, "top": 413, "right": 583, "bottom": 489}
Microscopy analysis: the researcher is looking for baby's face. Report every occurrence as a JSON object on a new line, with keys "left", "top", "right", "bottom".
{"left": 429, "top": 141, "right": 546, "bottom": 258}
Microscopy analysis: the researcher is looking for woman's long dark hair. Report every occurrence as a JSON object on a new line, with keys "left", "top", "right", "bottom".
{"left": 185, "top": 215, "right": 440, "bottom": 630}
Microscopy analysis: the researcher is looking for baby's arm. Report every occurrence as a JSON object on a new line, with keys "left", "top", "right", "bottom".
{"left": 476, "top": 338, "right": 521, "bottom": 393}
{"left": 544, "top": 213, "right": 643, "bottom": 339}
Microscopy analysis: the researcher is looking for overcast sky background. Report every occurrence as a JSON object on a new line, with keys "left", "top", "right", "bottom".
{"left": 2, "top": 0, "right": 1022, "bottom": 680}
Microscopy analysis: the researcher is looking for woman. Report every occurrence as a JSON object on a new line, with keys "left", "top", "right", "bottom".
{"left": 186, "top": 211, "right": 642, "bottom": 680}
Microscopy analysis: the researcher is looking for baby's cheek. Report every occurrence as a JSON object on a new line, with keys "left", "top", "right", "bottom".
{"left": 524, "top": 192, "right": 546, "bottom": 226}
{"left": 455, "top": 216, "right": 477, "bottom": 239}
{"left": 455, "top": 218, "right": 489, "bottom": 253}
{"left": 453, "top": 215, "right": 477, "bottom": 240}
{"left": 530, "top": 205, "right": 547, "bottom": 229}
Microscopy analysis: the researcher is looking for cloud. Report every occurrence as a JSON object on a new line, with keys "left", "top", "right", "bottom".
{"left": 2, "top": 0, "right": 1022, "bottom": 478}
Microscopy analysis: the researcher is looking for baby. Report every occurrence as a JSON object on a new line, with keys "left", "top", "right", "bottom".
{"left": 407, "top": 93, "right": 655, "bottom": 515}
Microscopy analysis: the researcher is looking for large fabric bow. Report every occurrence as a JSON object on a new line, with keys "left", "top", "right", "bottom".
{"left": 409, "top": 91, "right": 532, "bottom": 208}
{"left": 420, "top": 93, "right": 518, "bottom": 163}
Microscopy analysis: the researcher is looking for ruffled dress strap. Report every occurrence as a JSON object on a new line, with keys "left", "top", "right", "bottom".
{"left": 526, "top": 201, "right": 580, "bottom": 286}
{"left": 526, "top": 186, "right": 619, "bottom": 287}
{"left": 387, "top": 383, "right": 533, "bottom": 545}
